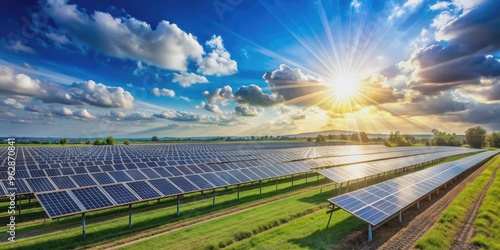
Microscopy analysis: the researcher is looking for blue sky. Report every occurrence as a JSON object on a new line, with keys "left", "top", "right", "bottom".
{"left": 1, "top": 0, "right": 499, "bottom": 138}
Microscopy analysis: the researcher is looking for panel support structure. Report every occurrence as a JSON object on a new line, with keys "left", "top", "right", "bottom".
{"left": 128, "top": 204, "right": 132, "bottom": 229}
{"left": 275, "top": 178, "right": 278, "bottom": 191}
{"left": 82, "top": 213, "right": 86, "bottom": 240}
{"left": 212, "top": 189, "right": 216, "bottom": 206}
{"left": 237, "top": 184, "right": 240, "bottom": 200}
{"left": 176, "top": 195, "right": 181, "bottom": 217}
{"left": 259, "top": 180, "right": 262, "bottom": 196}
{"left": 398, "top": 210, "right": 402, "bottom": 223}
{"left": 292, "top": 175, "right": 294, "bottom": 187}
{"left": 368, "top": 224, "right": 373, "bottom": 242}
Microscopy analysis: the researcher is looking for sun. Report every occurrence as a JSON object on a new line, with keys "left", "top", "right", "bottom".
{"left": 330, "top": 74, "right": 361, "bottom": 99}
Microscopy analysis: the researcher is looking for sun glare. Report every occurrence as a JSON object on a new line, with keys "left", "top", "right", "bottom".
{"left": 330, "top": 74, "right": 360, "bottom": 99}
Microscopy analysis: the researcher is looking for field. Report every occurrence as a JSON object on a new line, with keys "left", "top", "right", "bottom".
{"left": 0, "top": 143, "right": 498, "bottom": 250}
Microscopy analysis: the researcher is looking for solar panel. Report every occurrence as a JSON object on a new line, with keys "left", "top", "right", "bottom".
{"left": 126, "top": 170, "right": 148, "bottom": 180}
{"left": 165, "top": 167, "right": 183, "bottom": 176}
{"left": 51, "top": 176, "right": 78, "bottom": 189}
{"left": 2, "top": 179, "right": 31, "bottom": 194}
{"left": 239, "top": 168, "right": 264, "bottom": 180}
{"left": 176, "top": 165, "right": 194, "bottom": 175}
{"left": 213, "top": 172, "right": 240, "bottom": 185}
{"left": 126, "top": 181, "right": 162, "bottom": 200}
{"left": 29, "top": 169, "right": 46, "bottom": 178}
{"left": 168, "top": 176, "right": 200, "bottom": 192}
{"left": 45, "top": 169, "right": 62, "bottom": 177}
{"left": 185, "top": 175, "right": 215, "bottom": 189}
{"left": 70, "top": 187, "right": 115, "bottom": 210}
{"left": 141, "top": 169, "right": 161, "bottom": 179}
{"left": 152, "top": 167, "right": 172, "bottom": 177}
{"left": 60, "top": 168, "right": 76, "bottom": 175}
{"left": 73, "top": 167, "right": 88, "bottom": 174}
{"left": 101, "top": 184, "right": 140, "bottom": 205}
{"left": 86, "top": 166, "right": 102, "bottom": 173}
{"left": 328, "top": 150, "right": 499, "bottom": 226}
{"left": 0, "top": 182, "right": 6, "bottom": 196}
{"left": 227, "top": 169, "right": 253, "bottom": 182}
{"left": 70, "top": 174, "right": 97, "bottom": 187}
{"left": 36, "top": 191, "right": 83, "bottom": 218}
{"left": 109, "top": 171, "right": 132, "bottom": 182}
{"left": 200, "top": 173, "right": 230, "bottom": 187}
{"left": 148, "top": 179, "right": 183, "bottom": 196}
{"left": 25, "top": 178, "right": 57, "bottom": 192}
{"left": 91, "top": 173, "right": 116, "bottom": 185}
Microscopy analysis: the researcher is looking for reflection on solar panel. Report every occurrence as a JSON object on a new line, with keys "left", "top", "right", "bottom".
{"left": 148, "top": 179, "right": 182, "bottom": 196}
{"left": 71, "top": 187, "right": 114, "bottom": 210}
{"left": 126, "top": 181, "right": 161, "bottom": 200}
{"left": 36, "top": 191, "right": 83, "bottom": 218}
{"left": 227, "top": 170, "right": 253, "bottom": 182}
{"left": 328, "top": 150, "right": 499, "bottom": 227}
{"left": 101, "top": 184, "right": 140, "bottom": 205}
{"left": 109, "top": 171, "right": 132, "bottom": 182}
{"left": 91, "top": 173, "right": 115, "bottom": 185}
{"left": 126, "top": 170, "right": 148, "bottom": 180}
{"left": 25, "top": 178, "right": 57, "bottom": 192}
{"left": 185, "top": 175, "right": 214, "bottom": 189}
{"left": 169, "top": 176, "right": 200, "bottom": 192}
{"left": 200, "top": 173, "right": 229, "bottom": 187}
{"left": 140, "top": 169, "right": 161, "bottom": 179}
{"left": 213, "top": 172, "right": 240, "bottom": 185}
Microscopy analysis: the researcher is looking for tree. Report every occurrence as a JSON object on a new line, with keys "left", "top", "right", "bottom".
{"left": 359, "top": 132, "right": 369, "bottom": 142}
{"left": 487, "top": 132, "right": 500, "bottom": 148}
{"left": 94, "top": 138, "right": 103, "bottom": 145}
{"left": 340, "top": 134, "right": 347, "bottom": 140}
{"left": 60, "top": 138, "right": 68, "bottom": 145}
{"left": 316, "top": 134, "right": 326, "bottom": 142}
{"left": 350, "top": 133, "right": 360, "bottom": 141}
{"left": 384, "top": 131, "right": 412, "bottom": 147}
{"left": 465, "top": 126, "right": 487, "bottom": 148}
{"left": 106, "top": 136, "right": 116, "bottom": 145}
{"left": 123, "top": 140, "right": 130, "bottom": 145}
{"left": 307, "top": 137, "right": 313, "bottom": 142}
{"left": 152, "top": 136, "right": 159, "bottom": 141}
{"left": 85, "top": 140, "right": 91, "bottom": 145}
{"left": 328, "top": 134, "right": 334, "bottom": 140}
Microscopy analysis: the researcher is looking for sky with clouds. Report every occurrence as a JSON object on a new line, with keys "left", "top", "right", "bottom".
{"left": 0, "top": 0, "right": 499, "bottom": 138}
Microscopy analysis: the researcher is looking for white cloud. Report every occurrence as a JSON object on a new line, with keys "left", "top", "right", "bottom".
{"left": 74, "top": 109, "right": 96, "bottom": 119}
{"left": 197, "top": 35, "right": 238, "bottom": 76}
{"left": 0, "top": 98, "right": 24, "bottom": 109}
{"left": 196, "top": 101, "right": 223, "bottom": 114}
{"left": 43, "top": 0, "right": 204, "bottom": 71}
{"left": 51, "top": 107, "right": 73, "bottom": 116}
{"left": 45, "top": 32, "right": 70, "bottom": 45}
{"left": 235, "top": 105, "right": 260, "bottom": 116}
{"left": 126, "top": 83, "right": 134, "bottom": 88}
{"left": 430, "top": 1, "right": 451, "bottom": 11}
{"left": 152, "top": 87, "right": 175, "bottom": 97}
{"left": 389, "top": 0, "right": 423, "bottom": 20}
{"left": 0, "top": 65, "right": 134, "bottom": 108}
{"left": 4, "top": 41, "right": 36, "bottom": 54}
{"left": 172, "top": 72, "right": 209, "bottom": 88}
{"left": 179, "top": 96, "right": 191, "bottom": 102}
{"left": 203, "top": 85, "right": 234, "bottom": 105}
{"left": 351, "top": 0, "right": 361, "bottom": 9}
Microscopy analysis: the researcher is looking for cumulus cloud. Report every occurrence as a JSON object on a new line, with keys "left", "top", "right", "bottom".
{"left": 153, "top": 109, "right": 242, "bottom": 125}
{"left": 152, "top": 87, "right": 175, "bottom": 97}
{"left": 153, "top": 110, "right": 201, "bottom": 122}
{"left": 442, "top": 102, "right": 500, "bottom": 126}
{"left": 0, "top": 98, "right": 24, "bottom": 109}
{"left": 0, "top": 65, "right": 134, "bottom": 108}
{"left": 197, "top": 35, "right": 238, "bottom": 76}
{"left": 263, "top": 64, "right": 327, "bottom": 106}
{"left": 203, "top": 85, "right": 234, "bottom": 105}
{"left": 179, "top": 96, "right": 191, "bottom": 102}
{"left": 42, "top": 0, "right": 204, "bottom": 71}
{"left": 51, "top": 107, "right": 73, "bottom": 116}
{"left": 24, "top": 105, "right": 43, "bottom": 113}
{"left": 106, "top": 110, "right": 152, "bottom": 121}
{"left": 382, "top": 91, "right": 468, "bottom": 116}
{"left": 235, "top": 105, "right": 260, "bottom": 116}
{"left": 172, "top": 72, "right": 209, "bottom": 88}
{"left": 360, "top": 74, "right": 404, "bottom": 104}
{"left": 234, "top": 84, "right": 283, "bottom": 106}
{"left": 4, "top": 41, "right": 36, "bottom": 54}
{"left": 73, "top": 109, "right": 96, "bottom": 119}
{"left": 196, "top": 101, "right": 222, "bottom": 114}
{"left": 407, "top": 0, "right": 500, "bottom": 95}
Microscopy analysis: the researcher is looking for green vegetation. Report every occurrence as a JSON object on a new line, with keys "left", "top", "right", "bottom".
{"left": 315, "top": 134, "right": 326, "bottom": 142}
{"left": 471, "top": 165, "right": 500, "bottom": 249}
{"left": 123, "top": 139, "right": 131, "bottom": 145}
{"left": 486, "top": 131, "right": 500, "bottom": 148}
{"left": 429, "top": 129, "right": 463, "bottom": 147}
{"left": 59, "top": 137, "right": 68, "bottom": 145}
{"left": 415, "top": 155, "right": 500, "bottom": 249}
{"left": 465, "top": 126, "right": 487, "bottom": 149}
{"left": 106, "top": 136, "right": 116, "bottom": 145}
{"left": 151, "top": 136, "right": 159, "bottom": 141}
{"left": 383, "top": 131, "right": 414, "bottom": 146}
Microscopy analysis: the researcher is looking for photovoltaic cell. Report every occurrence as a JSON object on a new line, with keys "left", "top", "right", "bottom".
{"left": 2, "top": 179, "right": 31, "bottom": 194}
{"left": 51, "top": 176, "right": 77, "bottom": 189}
{"left": 140, "top": 169, "right": 161, "bottom": 179}
{"left": 109, "top": 171, "right": 132, "bottom": 182}
{"left": 185, "top": 175, "right": 214, "bottom": 189}
{"left": 152, "top": 167, "right": 172, "bottom": 177}
{"left": 168, "top": 176, "right": 200, "bottom": 192}
{"left": 70, "top": 174, "right": 97, "bottom": 187}
{"left": 45, "top": 169, "right": 61, "bottom": 177}
{"left": 227, "top": 170, "right": 253, "bottom": 182}
{"left": 148, "top": 179, "right": 182, "bottom": 196}
{"left": 101, "top": 184, "right": 140, "bottom": 205}
{"left": 126, "top": 181, "right": 161, "bottom": 200}
{"left": 25, "top": 178, "right": 57, "bottom": 192}
{"left": 200, "top": 173, "right": 229, "bottom": 187}
{"left": 0, "top": 182, "right": 5, "bottom": 196}
{"left": 36, "top": 191, "right": 83, "bottom": 218}
{"left": 71, "top": 187, "right": 115, "bottom": 210}
{"left": 213, "top": 172, "right": 240, "bottom": 185}
{"left": 126, "top": 170, "right": 148, "bottom": 180}
{"left": 91, "top": 173, "right": 116, "bottom": 185}
{"left": 166, "top": 167, "right": 183, "bottom": 176}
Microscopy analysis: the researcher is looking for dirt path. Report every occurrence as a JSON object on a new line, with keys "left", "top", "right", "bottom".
{"left": 342, "top": 161, "right": 491, "bottom": 250}
{"left": 451, "top": 166, "right": 499, "bottom": 249}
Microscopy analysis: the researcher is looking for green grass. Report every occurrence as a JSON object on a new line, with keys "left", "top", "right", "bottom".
{"left": 415, "top": 155, "right": 500, "bottom": 250}
{"left": 471, "top": 163, "right": 500, "bottom": 249}
{"left": 484, "top": 147, "right": 500, "bottom": 151}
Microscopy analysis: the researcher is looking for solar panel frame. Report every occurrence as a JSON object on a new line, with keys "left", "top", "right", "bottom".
{"left": 148, "top": 179, "right": 183, "bottom": 196}
{"left": 109, "top": 171, "right": 133, "bottom": 182}
{"left": 36, "top": 191, "right": 84, "bottom": 218}
{"left": 50, "top": 176, "right": 78, "bottom": 189}
{"left": 70, "top": 186, "right": 115, "bottom": 210}
{"left": 101, "top": 184, "right": 141, "bottom": 205}
{"left": 70, "top": 174, "right": 98, "bottom": 187}
{"left": 91, "top": 173, "right": 116, "bottom": 185}
{"left": 25, "top": 178, "right": 57, "bottom": 192}
{"left": 126, "top": 170, "right": 148, "bottom": 181}
{"left": 168, "top": 176, "right": 200, "bottom": 192}
{"left": 200, "top": 173, "right": 230, "bottom": 187}
{"left": 184, "top": 175, "right": 215, "bottom": 189}
{"left": 125, "top": 181, "right": 162, "bottom": 200}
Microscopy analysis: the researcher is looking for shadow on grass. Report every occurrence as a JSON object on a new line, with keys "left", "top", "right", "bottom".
{"left": 288, "top": 215, "right": 365, "bottom": 250}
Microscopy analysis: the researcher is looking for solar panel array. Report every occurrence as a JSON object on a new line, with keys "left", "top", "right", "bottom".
{"left": 328, "top": 150, "right": 499, "bottom": 226}
{"left": 0, "top": 143, "right": 477, "bottom": 218}
{"left": 318, "top": 148, "right": 484, "bottom": 184}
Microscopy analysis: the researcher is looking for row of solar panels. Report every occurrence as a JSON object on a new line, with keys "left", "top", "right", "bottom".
{"left": 34, "top": 162, "right": 312, "bottom": 218}
{"left": 328, "top": 150, "right": 499, "bottom": 226}
{"left": 0, "top": 160, "right": 311, "bottom": 198}
{"left": 0, "top": 147, "right": 463, "bottom": 181}
{"left": 318, "top": 148, "right": 484, "bottom": 183}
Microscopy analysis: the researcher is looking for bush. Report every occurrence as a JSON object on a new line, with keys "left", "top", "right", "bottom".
{"left": 123, "top": 140, "right": 130, "bottom": 145}
{"left": 106, "top": 136, "right": 115, "bottom": 145}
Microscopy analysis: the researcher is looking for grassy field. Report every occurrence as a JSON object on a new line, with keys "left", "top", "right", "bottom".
{"left": 415, "top": 155, "right": 500, "bottom": 249}
{"left": 471, "top": 163, "right": 500, "bottom": 249}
